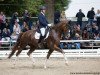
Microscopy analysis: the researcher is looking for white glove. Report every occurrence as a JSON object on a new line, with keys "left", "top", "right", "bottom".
{"left": 48, "top": 24, "right": 52, "bottom": 27}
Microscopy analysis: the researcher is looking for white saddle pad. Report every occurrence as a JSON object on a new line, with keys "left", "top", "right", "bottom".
{"left": 35, "top": 32, "right": 40, "bottom": 39}
{"left": 35, "top": 31, "right": 49, "bottom": 39}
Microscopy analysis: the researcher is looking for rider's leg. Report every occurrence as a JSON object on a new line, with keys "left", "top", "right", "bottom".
{"left": 38, "top": 28, "right": 45, "bottom": 43}
{"left": 38, "top": 36, "right": 44, "bottom": 43}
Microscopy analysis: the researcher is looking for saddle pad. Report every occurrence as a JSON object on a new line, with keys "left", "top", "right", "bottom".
{"left": 34, "top": 31, "right": 49, "bottom": 39}
{"left": 35, "top": 32, "right": 40, "bottom": 39}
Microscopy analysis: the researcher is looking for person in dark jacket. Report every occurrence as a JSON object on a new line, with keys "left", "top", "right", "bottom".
{"left": 2, "top": 28, "right": 11, "bottom": 41}
{"left": 87, "top": 7, "right": 95, "bottom": 25}
{"left": 76, "top": 9, "right": 85, "bottom": 29}
{"left": 38, "top": 6, "right": 49, "bottom": 43}
{"left": 10, "top": 12, "right": 19, "bottom": 33}
{"left": 54, "top": 10, "right": 60, "bottom": 24}
{"left": 23, "top": 10, "right": 31, "bottom": 30}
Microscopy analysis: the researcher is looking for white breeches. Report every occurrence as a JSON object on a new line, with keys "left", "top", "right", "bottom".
{"left": 40, "top": 28, "right": 46, "bottom": 36}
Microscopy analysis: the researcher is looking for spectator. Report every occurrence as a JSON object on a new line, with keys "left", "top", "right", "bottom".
{"left": 82, "top": 29, "right": 90, "bottom": 46}
{"left": 5, "top": 19, "right": 10, "bottom": 29}
{"left": 95, "top": 9, "right": 100, "bottom": 30}
{"left": 10, "top": 12, "right": 19, "bottom": 33}
{"left": 76, "top": 9, "right": 85, "bottom": 29}
{"left": 73, "top": 33, "right": 81, "bottom": 49}
{"left": 23, "top": 10, "right": 31, "bottom": 29}
{"left": 10, "top": 31, "right": 18, "bottom": 41}
{"left": 87, "top": 7, "right": 95, "bottom": 25}
{"left": 82, "top": 29, "right": 89, "bottom": 40}
{"left": 0, "top": 11, "right": 6, "bottom": 31}
{"left": 92, "top": 23, "right": 99, "bottom": 38}
{"left": 94, "top": 33, "right": 100, "bottom": 46}
{"left": 59, "top": 42, "right": 64, "bottom": 49}
{"left": 54, "top": 10, "right": 60, "bottom": 24}
{"left": 1, "top": 28, "right": 11, "bottom": 41}
{"left": 85, "top": 24, "right": 93, "bottom": 39}
{"left": 13, "top": 20, "right": 21, "bottom": 37}
{"left": 73, "top": 24, "right": 81, "bottom": 35}
{"left": 94, "top": 33, "right": 100, "bottom": 40}
{"left": 21, "top": 21, "right": 29, "bottom": 32}
{"left": 66, "top": 34, "right": 72, "bottom": 49}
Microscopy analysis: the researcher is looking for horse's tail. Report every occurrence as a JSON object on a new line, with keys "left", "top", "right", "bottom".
{"left": 8, "top": 32, "right": 24, "bottom": 59}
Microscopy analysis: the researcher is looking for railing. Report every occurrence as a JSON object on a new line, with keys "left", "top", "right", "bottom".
{"left": 66, "top": 17, "right": 88, "bottom": 21}
{"left": 1, "top": 40, "right": 100, "bottom": 49}
{"left": 0, "top": 40, "right": 16, "bottom": 50}
{"left": 0, "top": 49, "right": 100, "bottom": 58}
{"left": 61, "top": 40, "right": 100, "bottom": 49}
{"left": 0, "top": 40, "right": 100, "bottom": 57}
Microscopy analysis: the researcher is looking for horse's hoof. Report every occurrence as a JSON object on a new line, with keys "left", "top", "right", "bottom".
{"left": 65, "top": 62, "right": 68, "bottom": 66}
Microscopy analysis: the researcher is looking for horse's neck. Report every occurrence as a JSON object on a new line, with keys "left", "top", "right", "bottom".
{"left": 53, "top": 22, "right": 62, "bottom": 30}
{"left": 52, "top": 24, "right": 62, "bottom": 38}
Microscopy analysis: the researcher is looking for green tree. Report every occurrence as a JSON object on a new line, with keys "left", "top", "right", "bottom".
{"left": 0, "top": 0, "right": 70, "bottom": 22}
{"left": 44, "top": 0, "right": 70, "bottom": 23}
{"left": 22, "top": 0, "right": 44, "bottom": 16}
{"left": 0, "top": 0, "right": 25, "bottom": 16}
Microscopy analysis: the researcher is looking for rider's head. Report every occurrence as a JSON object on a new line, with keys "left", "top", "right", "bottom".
{"left": 40, "top": 6, "right": 46, "bottom": 14}
{"left": 91, "top": 7, "right": 94, "bottom": 11}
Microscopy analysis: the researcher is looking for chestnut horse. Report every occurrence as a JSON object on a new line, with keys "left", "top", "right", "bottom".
{"left": 8, "top": 20, "right": 68, "bottom": 68}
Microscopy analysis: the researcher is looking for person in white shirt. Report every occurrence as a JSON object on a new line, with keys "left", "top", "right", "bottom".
{"left": 13, "top": 20, "right": 21, "bottom": 37}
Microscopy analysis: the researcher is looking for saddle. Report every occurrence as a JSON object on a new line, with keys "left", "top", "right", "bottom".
{"left": 37, "top": 27, "right": 50, "bottom": 43}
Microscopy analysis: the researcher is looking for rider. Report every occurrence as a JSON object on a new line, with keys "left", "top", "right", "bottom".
{"left": 38, "top": 6, "right": 49, "bottom": 43}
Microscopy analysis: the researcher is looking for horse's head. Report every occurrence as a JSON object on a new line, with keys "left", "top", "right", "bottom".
{"left": 52, "top": 20, "right": 68, "bottom": 39}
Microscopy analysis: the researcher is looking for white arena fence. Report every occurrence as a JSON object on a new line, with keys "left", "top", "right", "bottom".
{"left": 0, "top": 40, "right": 100, "bottom": 58}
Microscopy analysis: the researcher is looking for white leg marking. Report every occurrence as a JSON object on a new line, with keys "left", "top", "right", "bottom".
{"left": 44, "top": 59, "right": 48, "bottom": 69}
{"left": 13, "top": 56, "right": 18, "bottom": 68}
{"left": 63, "top": 53, "right": 68, "bottom": 65}
{"left": 29, "top": 54, "right": 35, "bottom": 63}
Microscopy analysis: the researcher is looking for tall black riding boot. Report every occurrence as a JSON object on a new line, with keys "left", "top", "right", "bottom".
{"left": 38, "top": 36, "right": 44, "bottom": 43}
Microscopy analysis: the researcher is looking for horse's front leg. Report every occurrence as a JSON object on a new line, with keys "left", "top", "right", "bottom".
{"left": 44, "top": 49, "right": 54, "bottom": 69}
{"left": 54, "top": 44, "right": 68, "bottom": 65}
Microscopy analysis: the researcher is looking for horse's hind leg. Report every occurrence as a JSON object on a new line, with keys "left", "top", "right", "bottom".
{"left": 27, "top": 46, "right": 36, "bottom": 63}
{"left": 44, "top": 49, "right": 54, "bottom": 68}
{"left": 16, "top": 47, "right": 23, "bottom": 57}
{"left": 54, "top": 44, "right": 68, "bottom": 65}
{"left": 13, "top": 44, "right": 26, "bottom": 67}
{"left": 8, "top": 44, "right": 18, "bottom": 59}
